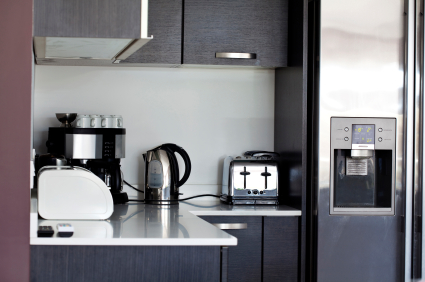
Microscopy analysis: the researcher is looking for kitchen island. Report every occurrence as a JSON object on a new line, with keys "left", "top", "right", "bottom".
{"left": 30, "top": 191, "right": 301, "bottom": 281}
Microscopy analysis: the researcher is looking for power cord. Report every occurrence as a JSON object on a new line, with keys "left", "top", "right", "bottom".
{"left": 123, "top": 180, "right": 220, "bottom": 202}
{"left": 123, "top": 180, "right": 144, "bottom": 193}
{"left": 176, "top": 194, "right": 220, "bottom": 201}
{"left": 127, "top": 194, "right": 220, "bottom": 203}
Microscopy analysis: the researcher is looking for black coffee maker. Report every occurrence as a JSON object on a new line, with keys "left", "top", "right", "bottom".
{"left": 84, "top": 159, "right": 128, "bottom": 204}
{"left": 45, "top": 115, "right": 128, "bottom": 204}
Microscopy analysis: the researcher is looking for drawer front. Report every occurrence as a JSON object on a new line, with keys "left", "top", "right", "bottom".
{"left": 200, "top": 216, "right": 262, "bottom": 282}
{"left": 184, "top": 0, "right": 288, "bottom": 67}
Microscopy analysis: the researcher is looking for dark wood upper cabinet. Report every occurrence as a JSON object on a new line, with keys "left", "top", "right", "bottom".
{"left": 34, "top": 0, "right": 288, "bottom": 67}
{"left": 122, "top": 0, "right": 183, "bottom": 65}
{"left": 34, "top": 0, "right": 141, "bottom": 38}
{"left": 183, "top": 0, "right": 288, "bottom": 67}
{"left": 34, "top": 0, "right": 182, "bottom": 65}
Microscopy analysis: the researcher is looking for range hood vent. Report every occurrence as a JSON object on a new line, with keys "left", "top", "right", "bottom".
{"left": 34, "top": 0, "right": 152, "bottom": 64}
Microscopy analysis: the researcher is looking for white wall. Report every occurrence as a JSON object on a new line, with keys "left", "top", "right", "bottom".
{"left": 34, "top": 66, "right": 275, "bottom": 191}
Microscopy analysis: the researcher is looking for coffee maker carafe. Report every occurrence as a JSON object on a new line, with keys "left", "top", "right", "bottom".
{"left": 144, "top": 143, "right": 191, "bottom": 204}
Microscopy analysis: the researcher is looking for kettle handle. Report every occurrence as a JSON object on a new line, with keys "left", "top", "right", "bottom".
{"left": 162, "top": 143, "right": 191, "bottom": 187}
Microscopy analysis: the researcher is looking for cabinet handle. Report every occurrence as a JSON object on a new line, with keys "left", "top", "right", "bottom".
{"left": 215, "top": 53, "right": 256, "bottom": 59}
{"left": 212, "top": 223, "right": 247, "bottom": 230}
{"left": 140, "top": 0, "right": 148, "bottom": 38}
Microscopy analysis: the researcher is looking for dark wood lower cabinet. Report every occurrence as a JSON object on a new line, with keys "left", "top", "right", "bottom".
{"left": 200, "top": 216, "right": 263, "bottom": 282}
{"left": 31, "top": 216, "right": 299, "bottom": 282}
{"left": 200, "top": 216, "right": 299, "bottom": 282}
{"left": 263, "top": 217, "right": 299, "bottom": 282}
{"left": 31, "top": 246, "right": 220, "bottom": 282}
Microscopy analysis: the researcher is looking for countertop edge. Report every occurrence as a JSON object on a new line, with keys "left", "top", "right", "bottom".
{"left": 189, "top": 210, "right": 302, "bottom": 216}
{"left": 30, "top": 237, "right": 238, "bottom": 246}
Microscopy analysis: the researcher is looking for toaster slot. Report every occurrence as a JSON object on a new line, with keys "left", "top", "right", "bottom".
{"left": 232, "top": 163, "right": 278, "bottom": 191}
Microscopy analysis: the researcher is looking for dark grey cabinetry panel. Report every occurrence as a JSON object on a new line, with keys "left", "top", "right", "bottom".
{"left": 122, "top": 0, "right": 182, "bottom": 64}
{"left": 200, "top": 216, "right": 262, "bottom": 282}
{"left": 31, "top": 245, "right": 220, "bottom": 282}
{"left": 34, "top": 0, "right": 141, "bottom": 38}
{"left": 263, "top": 217, "right": 299, "bottom": 282}
{"left": 183, "top": 0, "right": 288, "bottom": 67}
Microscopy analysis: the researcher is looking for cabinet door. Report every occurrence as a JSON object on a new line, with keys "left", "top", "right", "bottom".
{"left": 122, "top": 0, "right": 182, "bottom": 65}
{"left": 183, "top": 0, "right": 288, "bottom": 67}
{"left": 34, "top": 0, "right": 141, "bottom": 38}
{"left": 199, "top": 216, "right": 262, "bottom": 282}
{"left": 263, "top": 217, "right": 298, "bottom": 282}
{"left": 31, "top": 246, "right": 220, "bottom": 282}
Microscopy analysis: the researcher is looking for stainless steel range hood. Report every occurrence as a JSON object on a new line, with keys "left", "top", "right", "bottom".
{"left": 34, "top": 0, "right": 152, "bottom": 65}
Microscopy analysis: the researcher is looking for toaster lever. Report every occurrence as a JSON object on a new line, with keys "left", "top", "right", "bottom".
{"left": 261, "top": 167, "right": 272, "bottom": 189}
{"left": 240, "top": 166, "right": 250, "bottom": 189}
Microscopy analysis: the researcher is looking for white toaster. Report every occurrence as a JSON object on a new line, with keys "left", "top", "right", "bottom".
{"left": 38, "top": 166, "right": 114, "bottom": 220}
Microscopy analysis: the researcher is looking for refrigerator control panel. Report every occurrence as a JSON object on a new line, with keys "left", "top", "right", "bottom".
{"left": 331, "top": 117, "right": 396, "bottom": 150}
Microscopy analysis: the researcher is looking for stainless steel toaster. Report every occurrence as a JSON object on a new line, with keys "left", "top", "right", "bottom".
{"left": 220, "top": 151, "right": 279, "bottom": 205}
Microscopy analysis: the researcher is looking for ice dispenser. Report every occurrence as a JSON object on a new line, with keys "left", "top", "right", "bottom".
{"left": 330, "top": 117, "right": 396, "bottom": 215}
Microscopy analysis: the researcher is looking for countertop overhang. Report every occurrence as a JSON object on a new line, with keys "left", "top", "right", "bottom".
{"left": 30, "top": 192, "right": 301, "bottom": 246}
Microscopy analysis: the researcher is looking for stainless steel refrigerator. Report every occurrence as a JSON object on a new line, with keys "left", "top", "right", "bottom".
{"left": 310, "top": 0, "right": 423, "bottom": 281}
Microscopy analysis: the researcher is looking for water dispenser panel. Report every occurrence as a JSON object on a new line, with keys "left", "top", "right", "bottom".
{"left": 330, "top": 117, "right": 396, "bottom": 215}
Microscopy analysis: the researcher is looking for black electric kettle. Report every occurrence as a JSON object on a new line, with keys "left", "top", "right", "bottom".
{"left": 143, "top": 143, "right": 191, "bottom": 204}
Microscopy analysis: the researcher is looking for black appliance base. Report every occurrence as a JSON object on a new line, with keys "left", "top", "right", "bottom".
{"left": 220, "top": 194, "right": 278, "bottom": 205}
{"left": 111, "top": 191, "right": 128, "bottom": 204}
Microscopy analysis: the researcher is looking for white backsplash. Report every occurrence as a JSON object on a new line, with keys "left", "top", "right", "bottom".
{"left": 33, "top": 65, "right": 275, "bottom": 189}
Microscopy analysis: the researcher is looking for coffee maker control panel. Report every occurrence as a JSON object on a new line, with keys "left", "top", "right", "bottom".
{"left": 103, "top": 141, "right": 114, "bottom": 158}
{"left": 102, "top": 133, "right": 125, "bottom": 159}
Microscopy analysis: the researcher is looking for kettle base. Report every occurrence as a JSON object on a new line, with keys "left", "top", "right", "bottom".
{"left": 145, "top": 199, "right": 179, "bottom": 205}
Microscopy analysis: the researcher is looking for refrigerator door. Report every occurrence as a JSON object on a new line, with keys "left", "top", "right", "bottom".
{"left": 314, "top": 0, "right": 407, "bottom": 281}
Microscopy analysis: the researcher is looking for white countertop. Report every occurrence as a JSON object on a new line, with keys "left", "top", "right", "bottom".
{"left": 183, "top": 200, "right": 301, "bottom": 216}
{"left": 30, "top": 192, "right": 301, "bottom": 246}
